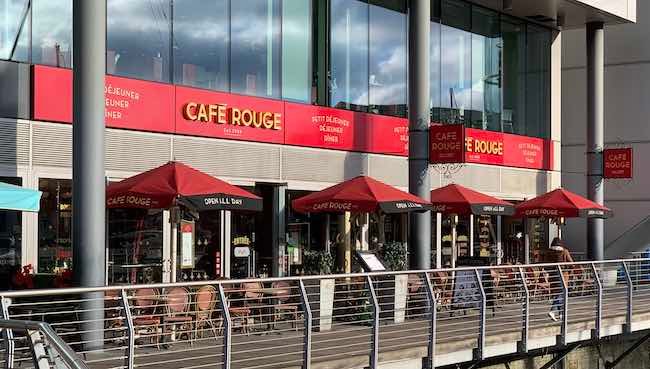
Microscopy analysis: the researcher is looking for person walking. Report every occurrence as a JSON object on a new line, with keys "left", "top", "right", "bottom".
{"left": 543, "top": 237, "right": 574, "bottom": 321}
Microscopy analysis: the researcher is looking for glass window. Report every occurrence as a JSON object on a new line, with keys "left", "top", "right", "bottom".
{"left": 108, "top": 209, "right": 163, "bottom": 284}
{"left": 0, "top": 177, "right": 22, "bottom": 289}
{"left": 32, "top": 0, "right": 72, "bottom": 67}
{"left": 0, "top": 0, "right": 30, "bottom": 62}
{"left": 329, "top": 0, "right": 368, "bottom": 112}
{"left": 282, "top": 0, "right": 312, "bottom": 102}
{"left": 230, "top": 0, "right": 281, "bottom": 98}
{"left": 38, "top": 178, "right": 72, "bottom": 273}
{"left": 501, "top": 16, "right": 526, "bottom": 135}
{"left": 526, "top": 24, "right": 551, "bottom": 138}
{"left": 173, "top": 0, "right": 229, "bottom": 91}
{"left": 440, "top": 0, "right": 470, "bottom": 125}
{"left": 368, "top": 0, "right": 406, "bottom": 117}
{"left": 470, "top": 6, "right": 501, "bottom": 132}
{"left": 107, "top": 0, "right": 171, "bottom": 82}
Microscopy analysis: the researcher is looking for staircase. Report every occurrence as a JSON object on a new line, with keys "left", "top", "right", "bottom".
{"left": 605, "top": 215, "right": 650, "bottom": 259}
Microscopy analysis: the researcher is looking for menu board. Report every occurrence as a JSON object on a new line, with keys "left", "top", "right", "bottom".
{"left": 356, "top": 251, "right": 386, "bottom": 272}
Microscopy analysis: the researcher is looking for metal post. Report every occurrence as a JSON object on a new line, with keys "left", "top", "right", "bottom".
{"left": 1, "top": 297, "right": 14, "bottom": 369}
{"left": 120, "top": 290, "right": 134, "bottom": 369}
{"left": 26, "top": 329, "right": 49, "bottom": 369}
{"left": 422, "top": 273, "right": 437, "bottom": 369}
{"left": 366, "top": 276, "right": 379, "bottom": 369}
{"left": 475, "top": 269, "right": 486, "bottom": 360}
{"left": 271, "top": 185, "right": 287, "bottom": 277}
{"left": 557, "top": 265, "right": 569, "bottom": 345}
{"left": 591, "top": 263, "right": 603, "bottom": 339}
{"left": 623, "top": 262, "right": 633, "bottom": 333}
{"left": 72, "top": 0, "right": 106, "bottom": 350}
{"left": 217, "top": 285, "right": 232, "bottom": 369}
{"left": 408, "top": 0, "right": 431, "bottom": 270}
{"left": 586, "top": 21, "right": 604, "bottom": 261}
{"left": 518, "top": 267, "right": 529, "bottom": 353}
{"left": 298, "top": 280, "right": 312, "bottom": 369}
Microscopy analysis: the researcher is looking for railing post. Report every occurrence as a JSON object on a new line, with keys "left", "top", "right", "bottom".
{"left": 217, "top": 284, "right": 232, "bottom": 369}
{"left": 557, "top": 265, "right": 569, "bottom": 346}
{"left": 1, "top": 296, "right": 14, "bottom": 369}
{"left": 422, "top": 272, "right": 437, "bottom": 369}
{"left": 366, "top": 276, "right": 380, "bottom": 369}
{"left": 591, "top": 263, "right": 603, "bottom": 340}
{"left": 26, "top": 328, "right": 50, "bottom": 369}
{"left": 518, "top": 267, "right": 529, "bottom": 353}
{"left": 474, "top": 269, "right": 486, "bottom": 360}
{"left": 623, "top": 261, "right": 633, "bottom": 333}
{"left": 298, "top": 280, "right": 312, "bottom": 369}
{"left": 119, "top": 290, "right": 135, "bottom": 369}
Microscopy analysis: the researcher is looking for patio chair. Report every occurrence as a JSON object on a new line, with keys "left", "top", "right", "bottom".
{"left": 194, "top": 285, "right": 221, "bottom": 339}
{"left": 132, "top": 288, "right": 162, "bottom": 348}
{"left": 271, "top": 281, "right": 300, "bottom": 330}
{"left": 162, "top": 287, "right": 194, "bottom": 344}
{"left": 242, "top": 282, "right": 266, "bottom": 331}
{"left": 406, "top": 274, "right": 426, "bottom": 317}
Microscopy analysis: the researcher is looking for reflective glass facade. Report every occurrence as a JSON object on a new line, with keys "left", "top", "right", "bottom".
{"left": 0, "top": 0, "right": 552, "bottom": 137}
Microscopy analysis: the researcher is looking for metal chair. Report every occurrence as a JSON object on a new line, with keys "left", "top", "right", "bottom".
{"left": 132, "top": 288, "right": 162, "bottom": 348}
{"left": 194, "top": 285, "right": 221, "bottom": 339}
{"left": 162, "top": 287, "right": 194, "bottom": 344}
{"left": 270, "top": 281, "right": 300, "bottom": 330}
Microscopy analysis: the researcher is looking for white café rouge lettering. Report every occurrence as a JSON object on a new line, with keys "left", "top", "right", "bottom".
{"left": 107, "top": 195, "right": 152, "bottom": 207}
{"left": 204, "top": 197, "right": 243, "bottom": 206}
{"left": 312, "top": 202, "right": 353, "bottom": 211}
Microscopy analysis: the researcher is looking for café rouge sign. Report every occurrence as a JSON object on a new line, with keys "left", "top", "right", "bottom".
{"left": 183, "top": 102, "right": 282, "bottom": 130}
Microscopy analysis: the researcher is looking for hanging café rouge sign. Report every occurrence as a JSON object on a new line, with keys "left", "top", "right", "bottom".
{"left": 429, "top": 124, "right": 554, "bottom": 171}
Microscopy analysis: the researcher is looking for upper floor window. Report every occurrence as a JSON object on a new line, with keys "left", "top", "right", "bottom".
{"left": 107, "top": 0, "right": 171, "bottom": 82}
{"left": 0, "top": 0, "right": 30, "bottom": 62}
{"left": 33, "top": 0, "right": 72, "bottom": 67}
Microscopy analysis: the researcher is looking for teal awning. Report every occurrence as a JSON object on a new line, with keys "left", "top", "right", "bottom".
{"left": 0, "top": 181, "right": 42, "bottom": 212}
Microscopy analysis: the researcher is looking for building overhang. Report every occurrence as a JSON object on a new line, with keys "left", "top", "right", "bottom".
{"left": 468, "top": 0, "right": 636, "bottom": 29}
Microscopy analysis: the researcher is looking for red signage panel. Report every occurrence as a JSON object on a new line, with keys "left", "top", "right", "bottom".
{"left": 429, "top": 124, "right": 465, "bottom": 163}
{"left": 465, "top": 128, "right": 504, "bottom": 165}
{"left": 175, "top": 86, "right": 284, "bottom": 144}
{"left": 604, "top": 148, "right": 633, "bottom": 178}
{"left": 429, "top": 125, "right": 553, "bottom": 170}
{"left": 284, "top": 103, "right": 408, "bottom": 155}
{"left": 33, "top": 65, "right": 175, "bottom": 133}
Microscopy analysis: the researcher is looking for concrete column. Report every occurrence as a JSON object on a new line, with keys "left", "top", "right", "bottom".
{"left": 408, "top": 0, "right": 431, "bottom": 270}
{"left": 586, "top": 22, "right": 604, "bottom": 261}
{"left": 72, "top": 0, "right": 106, "bottom": 350}
{"left": 270, "top": 185, "right": 287, "bottom": 277}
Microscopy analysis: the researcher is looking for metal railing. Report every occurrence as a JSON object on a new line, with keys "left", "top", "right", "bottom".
{"left": 0, "top": 319, "right": 90, "bottom": 369}
{"left": 1, "top": 258, "right": 650, "bottom": 369}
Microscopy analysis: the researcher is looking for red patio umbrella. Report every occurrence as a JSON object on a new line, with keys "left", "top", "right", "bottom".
{"left": 106, "top": 161, "right": 262, "bottom": 211}
{"left": 292, "top": 176, "right": 432, "bottom": 214}
{"left": 515, "top": 188, "right": 612, "bottom": 219}
{"left": 430, "top": 183, "right": 515, "bottom": 216}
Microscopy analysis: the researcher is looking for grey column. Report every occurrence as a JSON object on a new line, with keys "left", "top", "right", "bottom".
{"left": 408, "top": 0, "right": 431, "bottom": 270}
{"left": 72, "top": 0, "right": 106, "bottom": 349}
{"left": 271, "top": 185, "right": 287, "bottom": 277}
{"left": 586, "top": 22, "right": 604, "bottom": 261}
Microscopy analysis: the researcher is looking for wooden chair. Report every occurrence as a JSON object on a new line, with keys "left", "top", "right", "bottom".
{"left": 132, "top": 288, "right": 162, "bottom": 348}
{"left": 194, "top": 285, "right": 220, "bottom": 339}
{"left": 271, "top": 281, "right": 300, "bottom": 330}
{"left": 431, "top": 271, "right": 452, "bottom": 309}
{"left": 162, "top": 287, "right": 194, "bottom": 344}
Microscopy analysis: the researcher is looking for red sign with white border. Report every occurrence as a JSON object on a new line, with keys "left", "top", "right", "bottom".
{"left": 604, "top": 148, "right": 633, "bottom": 179}
{"left": 429, "top": 124, "right": 465, "bottom": 163}
{"left": 33, "top": 65, "right": 175, "bottom": 133}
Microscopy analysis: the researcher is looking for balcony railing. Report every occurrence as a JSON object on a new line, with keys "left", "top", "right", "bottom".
{"left": 2, "top": 259, "right": 650, "bottom": 369}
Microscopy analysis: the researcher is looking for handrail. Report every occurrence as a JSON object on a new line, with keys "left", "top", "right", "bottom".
{"left": 1, "top": 258, "right": 648, "bottom": 369}
{"left": 0, "top": 319, "right": 90, "bottom": 369}
{"left": 1, "top": 258, "right": 647, "bottom": 298}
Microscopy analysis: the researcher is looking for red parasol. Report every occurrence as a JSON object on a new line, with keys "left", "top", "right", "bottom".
{"left": 106, "top": 161, "right": 262, "bottom": 211}
{"left": 515, "top": 188, "right": 612, "bottom": 218}
{"left": 292, "top": 176, "right": 432, "bottom": 214}
{"left": 430, "top": 184, "right": 515, "bottom": 215}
